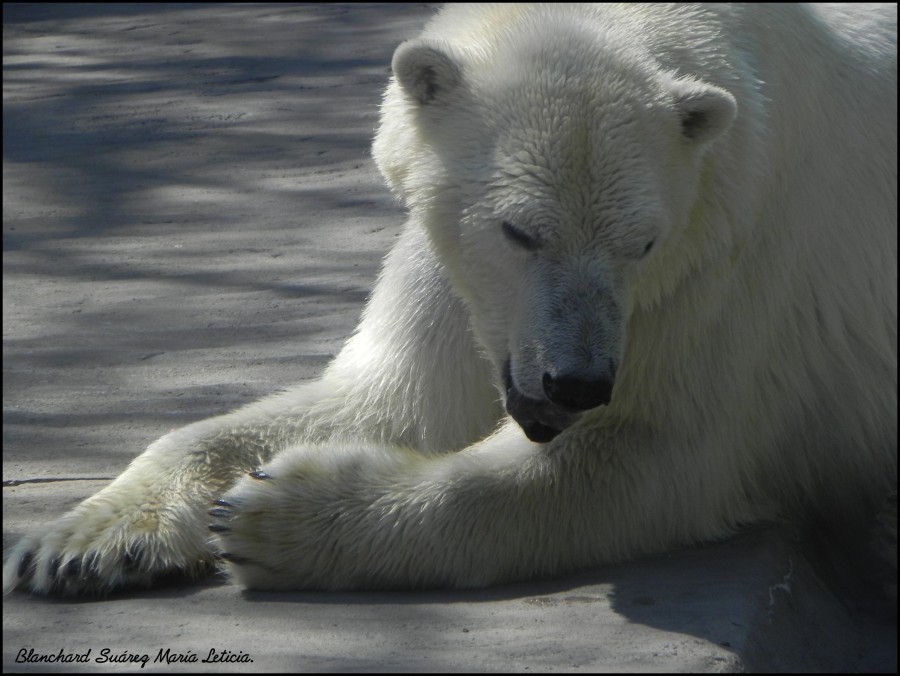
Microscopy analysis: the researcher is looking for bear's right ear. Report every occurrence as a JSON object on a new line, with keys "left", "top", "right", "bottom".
{"left": 666, "top": 77, "right": 737, "bottom": 146}
{"left": 392, "top": 39, "right": 463, "bottom": 105}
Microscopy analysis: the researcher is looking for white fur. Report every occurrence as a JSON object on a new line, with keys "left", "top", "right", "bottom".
{"left": 4, "top": 3, "right": 896, "bottom": 594}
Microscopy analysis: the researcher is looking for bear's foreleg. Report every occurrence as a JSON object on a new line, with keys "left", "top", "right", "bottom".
{"left": 1, "top": 416, "right": 282, "bottom": 595}
{"left": 208, "top": 420, "right": 759, "bottom": 590}
{"left": 211, "top": 423, "right": 561, "bottom": 590}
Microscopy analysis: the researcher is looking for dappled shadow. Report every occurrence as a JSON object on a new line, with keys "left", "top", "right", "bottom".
{"left": 3, "top": 4, "right": 432, "bottom": 474}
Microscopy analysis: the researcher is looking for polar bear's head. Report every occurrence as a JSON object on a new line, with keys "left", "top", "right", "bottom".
{"left": 375, "top": 17, "right": 736, "bottom": 442}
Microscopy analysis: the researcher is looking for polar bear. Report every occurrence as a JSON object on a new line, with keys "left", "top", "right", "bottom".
{"left": 4, "top": 3, "right": 897, "bottom": 595}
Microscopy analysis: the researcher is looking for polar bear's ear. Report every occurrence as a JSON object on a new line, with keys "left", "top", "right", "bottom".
{"left": 392, "top": 39, "right": 463, "bottom": 105}
{"left": 668, "top": 78, "right": 737, "bottom": 145}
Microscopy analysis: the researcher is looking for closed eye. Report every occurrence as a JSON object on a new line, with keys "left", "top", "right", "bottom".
{"left": 502, "top": 221, "right": 541, "bottom": 251}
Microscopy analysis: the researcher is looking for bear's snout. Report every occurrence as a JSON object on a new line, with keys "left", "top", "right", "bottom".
{"left": 503, "top": 359, "right": 594, "bottom": 443}
{"left": 542, "top": 372, "right": 614, "bottom": 411}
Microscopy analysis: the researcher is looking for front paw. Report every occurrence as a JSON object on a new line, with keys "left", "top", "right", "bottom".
{"left": 4, "top": 499, "right": 215, "bottom": 595}
{"left": 209, "top": 451, "right": 412, "bottom": 591}
{"left": 207, "top": 467, "right": 320, "bottom": 590}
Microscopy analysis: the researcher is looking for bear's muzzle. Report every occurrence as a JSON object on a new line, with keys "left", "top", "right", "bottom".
{"left": 503, "top": 359, "right": 602, "bottom": 443}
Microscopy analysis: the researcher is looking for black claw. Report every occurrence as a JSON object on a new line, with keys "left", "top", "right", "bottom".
{"left": 207, "top": 524, "right": 230, "bottom": 533}
{"left": 213, "top": 498, "right": 234, "bottom": 507}
{"left": 207, "top": 507, "right": 232, "bottom": 519}
{"left": 249, "top": 470, "right": 271, "bottom": 480}
{"left": 17, "top": 551, "right": 34, "bottom": 579}
{"left": 218, "top": 552, "right": 251, "bottom": 565}
{"left": 48, "top": 557, "right": 61, "bottom": 577}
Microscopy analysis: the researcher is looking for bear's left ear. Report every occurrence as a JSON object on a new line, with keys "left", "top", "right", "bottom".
{"left": 667, "top": 77, "right": 737, "bottom": 145}
{"left": 392, "top": 38, "right": 463, "bottom": 105}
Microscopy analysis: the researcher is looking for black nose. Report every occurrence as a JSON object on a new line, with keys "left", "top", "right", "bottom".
{"left": 542, "top": 372, "right": 614, "bottom": 411}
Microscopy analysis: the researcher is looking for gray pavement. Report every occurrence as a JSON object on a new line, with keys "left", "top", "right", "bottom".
{"left": 3, "top": 4, "right": 896, "bottom": 672}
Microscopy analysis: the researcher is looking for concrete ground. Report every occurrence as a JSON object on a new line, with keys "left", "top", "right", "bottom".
{"left": 3, "top": 4, "right": 896, "bottom": 672}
